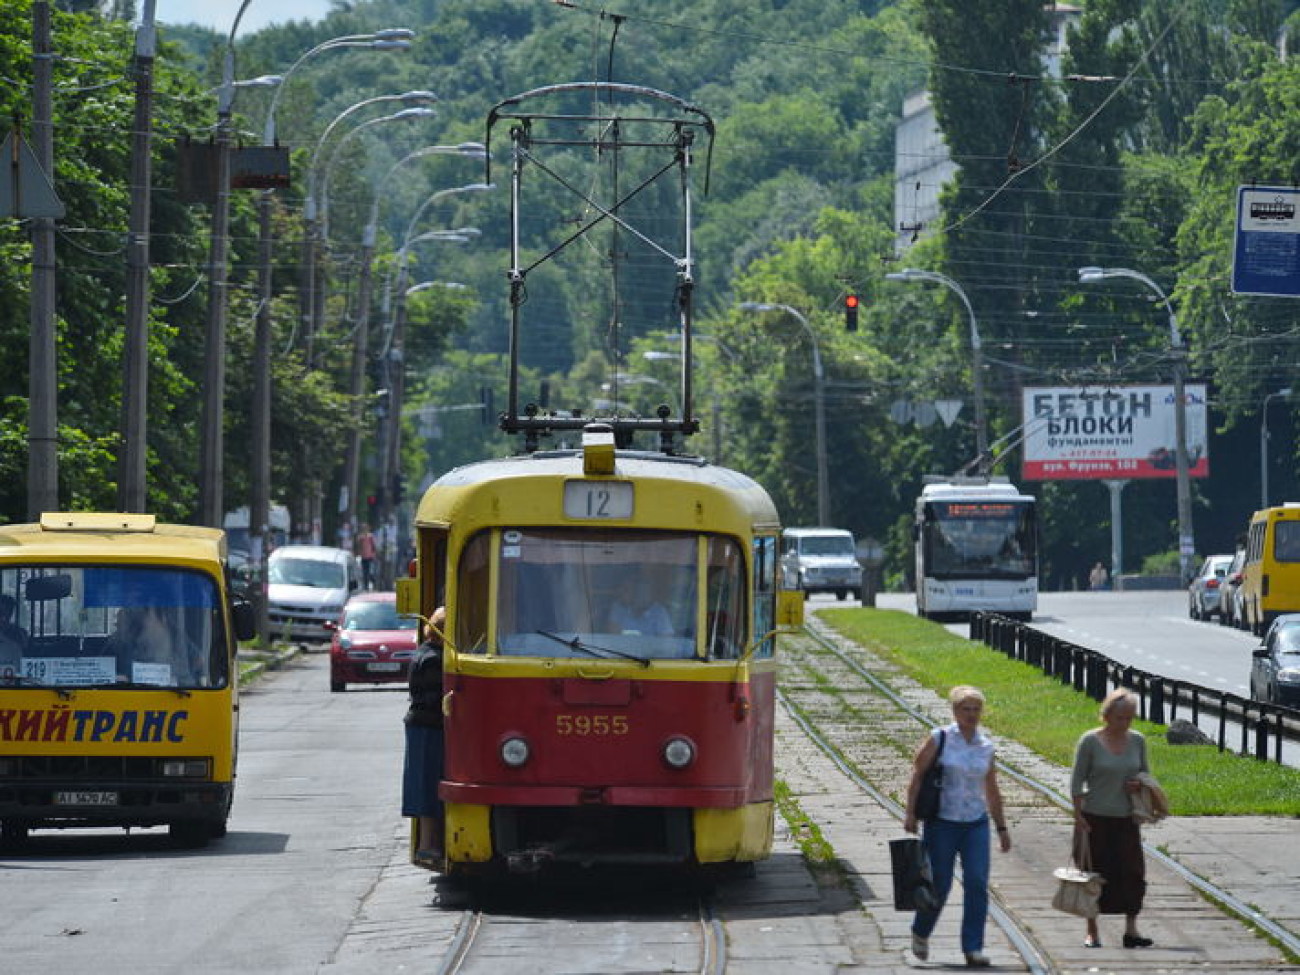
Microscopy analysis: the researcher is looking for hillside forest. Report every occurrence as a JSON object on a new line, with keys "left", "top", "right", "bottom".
{"left": 3, "top": 0, "right": 1300, "bottom": 589}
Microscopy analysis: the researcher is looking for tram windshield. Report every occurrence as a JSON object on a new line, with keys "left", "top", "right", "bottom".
{"left": 0, "top": 566, "right": 227, "bottom": 690}
{"left": 460, "top": 528, "right": 747, "bottom": 660}
{"left": 922, "top": 501, "right": 1036, "bottom": 580}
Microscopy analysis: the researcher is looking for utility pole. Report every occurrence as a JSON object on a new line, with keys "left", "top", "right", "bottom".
{"left": 118, "top": 0, "right": 156, "bottom": 513}
{"left": 26, "top": 1, "right": 58, "bottom": 519}
{"left": 251, "top": 189, "right": 273, "bottom": 643}
{"left": 198, "top": 0, "right": 254, "bottom": 528}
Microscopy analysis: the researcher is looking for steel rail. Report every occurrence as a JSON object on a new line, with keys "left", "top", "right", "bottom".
{"left": 697, "top": 899, "right": 727, "bottom": 975}
{"left": 776, "top": 684, "right": 1053, "bottom": 975}
{"left": 800, "top": 618, "right": 1300, "bottom": 960}
{"left": 435, "top": 909, "right": 483, "bottom": 975}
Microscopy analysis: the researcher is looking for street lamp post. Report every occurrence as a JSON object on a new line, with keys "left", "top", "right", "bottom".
{"left": 339, "top": 144, "right": 484, "bottom": 535}
{"left": 301, "top": 90, "right": 436, "bottom": 367}
{"left": 739, "top": 302, "right": 829, "bottom": 525}
{"left": 885, "top": 268, "right": 988, "bottom": 473}
{"left": 1078, "top": 265, "right": 1195, "bottom": 585}
{"left": 248, "top": 31, "right": 415, "bottom": 642}
{"left": 1262, "top": 388, "right": 1293, "bottom": 509}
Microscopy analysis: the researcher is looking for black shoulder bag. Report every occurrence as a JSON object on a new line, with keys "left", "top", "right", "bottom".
{"left": 914, "top": 729, "right": 946, "bottom": 821}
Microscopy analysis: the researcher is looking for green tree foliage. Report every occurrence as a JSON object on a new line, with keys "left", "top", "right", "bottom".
{"left": 11, "top": 0, "right": 1300, "bottom": 587}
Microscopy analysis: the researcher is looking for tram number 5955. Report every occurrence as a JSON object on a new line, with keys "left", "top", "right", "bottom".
{"left": 563, "top": 481, "right": 634, "bottom": 520}
{"left": 556, "top": 714, "right": 629, "bottom": 736}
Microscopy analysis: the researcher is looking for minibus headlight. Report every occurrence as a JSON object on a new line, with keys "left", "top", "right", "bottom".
{"left": 500, "top": 737, "right": 530, "bottom": 768}
{"left": 663, "top": 736, "right": 695, "bottom": 769}
{"left": 161, "top": 759, "right": 210, "bottom": 778}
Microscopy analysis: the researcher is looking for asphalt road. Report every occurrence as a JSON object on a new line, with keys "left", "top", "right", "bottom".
{"left": 860, "top": 588, "right": 1259, "bottom": 698}
{"left": 0, "top": 654, "right": 408, "bottom": 973}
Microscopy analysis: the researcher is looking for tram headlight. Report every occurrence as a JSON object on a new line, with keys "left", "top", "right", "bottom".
{"left": 500, "top": 736, "right": 530, "bottom": 768}
{"left": 662, "top": 736, "right": 695, "bottom": 769}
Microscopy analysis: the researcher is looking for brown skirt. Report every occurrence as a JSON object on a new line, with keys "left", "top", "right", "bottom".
{"left": 1077, "top": 812, "right": 1146, "bottom": 915}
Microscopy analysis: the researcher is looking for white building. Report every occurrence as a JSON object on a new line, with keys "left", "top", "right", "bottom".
{"left": 893, "top": 4, "right": 1081, "bottom": 254}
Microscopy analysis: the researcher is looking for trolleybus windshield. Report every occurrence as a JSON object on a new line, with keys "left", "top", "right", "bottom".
{"left": 0, "top": 566, "right": 227, "bottom": 690}
{"left": 922, "top": 502, "right": 1036, "bottom": 580}
{"left": 464, "top": 528, "right": 747, "bottom": 661}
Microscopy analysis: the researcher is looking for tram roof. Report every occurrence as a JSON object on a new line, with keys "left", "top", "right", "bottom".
{"left": 0, "top": 514, "right": 230, "bottom": 566}
{"left": 415, "top": 449, "right": 781, "bottom": 531}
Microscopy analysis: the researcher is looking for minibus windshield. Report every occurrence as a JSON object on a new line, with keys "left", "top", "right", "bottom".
{"left": 0, "top": 566, "right": 226, "bottom": 690}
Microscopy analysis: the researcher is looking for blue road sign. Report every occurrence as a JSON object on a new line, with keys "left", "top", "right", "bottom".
{"left": 1233, "top": 185, "right": 1300, "bottom": 297}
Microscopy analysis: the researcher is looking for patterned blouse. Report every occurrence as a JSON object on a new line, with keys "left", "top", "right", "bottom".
{"left": 933, "top": 723, "right": 996, "bottom": 823}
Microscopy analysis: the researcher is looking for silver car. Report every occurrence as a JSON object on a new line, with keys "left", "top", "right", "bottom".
{"left": 265, "top": 545, "right": 362, "bottom": 643}
{"left": 1188, "top": 553, "right": 1233, "bottom": 621}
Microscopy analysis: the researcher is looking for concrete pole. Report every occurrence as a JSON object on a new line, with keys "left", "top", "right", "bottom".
{"left": 26, "top": 1, "right": 58, "bottom": 519}
{"left": 118, "top": 0, "right": 156, "bottom": 513}
{"left": 1261, "top": 389, "right": 1292, "bottom": 509}
{"left": 197, "top": 5, "right": 251, "bottom": 527}
{"left": 1104, "top": 478, "right": 1127, "bottom": 584}
{"left": 251, "top": 190, "right": 273, "bottom": 643}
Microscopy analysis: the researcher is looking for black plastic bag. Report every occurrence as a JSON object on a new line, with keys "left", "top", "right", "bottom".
{"left": 890, "top": 836, "right": 939, "bottom": 912}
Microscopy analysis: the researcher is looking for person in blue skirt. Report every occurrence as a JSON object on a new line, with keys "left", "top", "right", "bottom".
{"left": 403, "top": 606, "right": 446, "bottom": 865}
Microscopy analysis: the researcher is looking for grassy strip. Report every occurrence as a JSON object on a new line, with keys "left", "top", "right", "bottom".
{"left": 815, "top": 607, "right": 1300, "bottom": 817}
{"left": 773, "top": 778, "right": 846, "bottom": 886}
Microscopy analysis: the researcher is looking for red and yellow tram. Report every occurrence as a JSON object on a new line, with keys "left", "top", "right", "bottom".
{"left": 398, "top": 425, "right": 798, "bottom": 875}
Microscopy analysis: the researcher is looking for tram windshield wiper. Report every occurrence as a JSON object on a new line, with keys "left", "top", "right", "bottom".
{"left": 534, "top": 630, "right": 651, "bottom": 667}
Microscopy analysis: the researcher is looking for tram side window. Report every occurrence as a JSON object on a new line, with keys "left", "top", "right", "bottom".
{"left": 457, "top": 533, "right": 491, "bottom": 654}
{"left": 751, "top": 535, "right": 777, "bottom": 659}
{"left": 706, "top": 536, "right": 745, "bottom": 659}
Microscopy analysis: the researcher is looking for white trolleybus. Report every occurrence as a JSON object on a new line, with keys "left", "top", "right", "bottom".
{"left": 914, "top": 477, "right": 1038, "bottom": 621}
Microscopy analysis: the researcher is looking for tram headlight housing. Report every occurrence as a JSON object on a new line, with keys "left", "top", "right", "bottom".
{"left": 500, "top": 736, "right": 530, "bottom": 768}
{"left": 662, "top": 736, "right": 695, "bottom": 769}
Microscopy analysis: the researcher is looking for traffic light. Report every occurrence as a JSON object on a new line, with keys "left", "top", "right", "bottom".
{"left": 844, "top": 293, "right": 860, "bottom": 331}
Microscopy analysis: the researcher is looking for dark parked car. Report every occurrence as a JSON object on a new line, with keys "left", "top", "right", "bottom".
{"left": 328, "top": 591, "right": 419, "bottom": 692}
{"left": 1219, "top": 548, "right": 1247, "bottom": 629}
{"left": 1188, "top": 553, "right": 1233, "bottom": 621}
{"left": 1250, "top": 613, "right": 1300, "bottom": 707}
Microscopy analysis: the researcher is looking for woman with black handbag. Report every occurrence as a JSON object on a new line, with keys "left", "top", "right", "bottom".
{"left": 903, "top": 686, "right": 1011, "bottom": 968}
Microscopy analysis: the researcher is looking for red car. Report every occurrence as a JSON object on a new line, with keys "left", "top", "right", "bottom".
{"left": 327, "top": 592, "right": 419, "bottom": 692}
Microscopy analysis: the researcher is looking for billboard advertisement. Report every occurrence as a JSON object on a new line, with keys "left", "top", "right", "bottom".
{"left": 1021, "top": 385, "right": 1209, "bottom": 481}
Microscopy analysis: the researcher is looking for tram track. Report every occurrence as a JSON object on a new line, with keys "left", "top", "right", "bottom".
{"left": 779, "top": 616, "right": 1298, "bottom": 972}
{"left": 425, "top": 887, "right": 728, "bottom": 974}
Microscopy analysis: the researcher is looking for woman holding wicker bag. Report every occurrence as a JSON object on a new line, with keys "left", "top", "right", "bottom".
{"left": 903, "top": 686, "right": 1011, "bottom": 968}
{"left": 1070, "top": 687, "right": 1155, "bottom": 949}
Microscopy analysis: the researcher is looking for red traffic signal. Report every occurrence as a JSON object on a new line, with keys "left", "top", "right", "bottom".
{"left": 844, "top": 293, "right": 860, "bottom": 331}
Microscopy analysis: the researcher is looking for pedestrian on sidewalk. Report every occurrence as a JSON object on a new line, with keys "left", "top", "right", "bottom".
{"left": 903, "top": 685, "right": 1012, "bottom": 968}
{"left": 1070, "top": 687, "right": 1154, "bottom": 949}
{"left": 355, "top": 523, "right": 377, "bottom": 591}
{"left": 403, "top": 606, "right": 447, "bottom": 867}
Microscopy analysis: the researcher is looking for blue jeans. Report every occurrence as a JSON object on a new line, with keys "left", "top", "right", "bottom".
{"left": 912, "top": 816, "right": 991, "bottom": 953}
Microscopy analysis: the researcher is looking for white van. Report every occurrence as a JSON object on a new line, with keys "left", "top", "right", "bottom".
{"left": 265, "top": 545, "right": 362, "bottom": 642}
{"left": 781, "top": 527, "right": 862, "bottom": 600}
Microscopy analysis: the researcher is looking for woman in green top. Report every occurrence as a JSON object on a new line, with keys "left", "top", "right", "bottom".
{"left": 1070, "top": 687, "right": 1153, "bottom": 949}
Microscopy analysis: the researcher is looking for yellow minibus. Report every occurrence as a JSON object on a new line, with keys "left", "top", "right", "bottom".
{"left": 0, "top": 513, "right": 254, "bottom": 847}
{"left": 1240, "top": 504, "right": 1300, "bottom": 635}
